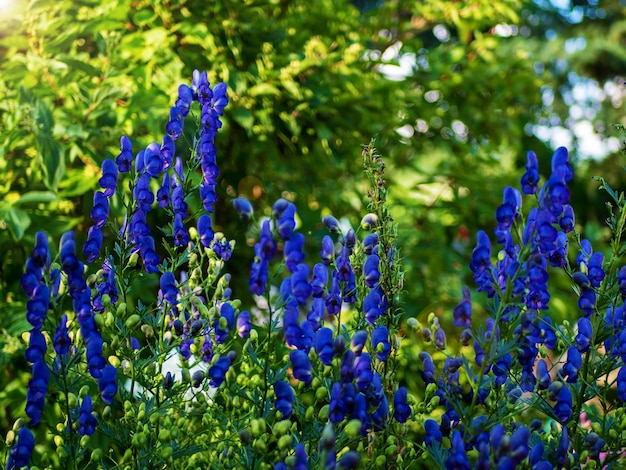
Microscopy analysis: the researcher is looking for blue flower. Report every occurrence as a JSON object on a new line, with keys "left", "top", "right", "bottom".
{"left": 350, "top": 330, "right": 368, "bottom": 356}
{"left": 363, "top": 254, "right": 380, "bottom": 288}
{"left": 290, "top": 349, "right": 313, "bottom": 386}
{"left": 213, "top": 238, "right": 232, "bottom": 261}
{"left": 157, "top": 174, "right": 171, "bottom": 208}
{"left": 322, "top": 215, "right": 341, "bottom": 233}
{"left": 445, "top": 430, "right": 471, "bottom": 470}
{"left": 291, "top": 264, "right": 311, "bottom": 305}
{"left": 25, "top": 329, "right": 47, "bottom": 363}
{"left": 311, "top": 263, "right": 328, "bottom": 298}
{"left": 143, "top": 142, "right": 162, "bottom": 177}
{"left": 134, "top": 174, "right": 154, "bottom": 212}
{"left": 237, "top": 310, "right": 251, "bottom": 338}
{"left": 53, "top": 315, "right": 71, "bottom": 358}
{"left": 160, "top": 272, "right": 178, "bottom": 305}
{"left": 315, "top": 328, "right": 334, "bottom": 366}
{"left": 453, "top": 286, "right": 472, "bottom": 328}
{"left": 199, "top": 180, "right": 217, "bottom": 212}
{"left": 320, "top": 235, "right": 335, "bottom": 264}
{"left": 284, "top": 233, "right": 305, "bottom": 273}
{"left": 26, "top": 360, "right": 50, "bottom": 425}
{"left": 78, "top": 395, "right": 97, "bottom": 436}
{"left": 618, "top": 366, "right": 626, "bottom": 401}
{"left": 371, "top": 326, "right": 391, "bottom": 362}
{"left": 197, "top": 214, "right": 214, "bottom": 248}
{"left": 209, "top": 355, "right": 231, "bottom": 387}
{"left": 419, "top": 351, "right": 435, "bottom": 384}
{"left": 83, "top": 226, "right": 103, "bottom": 263}
{"left": 274, "top": 380, "right": 294, "bottom": 418}
{"left": 393, "top": 387, "right": 411, "bottom": 423}
{"left": 575, "top": 317, "right": 592, "bottom": 352}
{"left": 521, "top": 150, "right": 540, "bottom": 194}
{"left": 424, "top": 419, "right": 442, "bottom": 446}
{"left": 536, "top": 359, "right": 551, "bottom": 390}
{"left": 116, "top": 136, "right": 133, "bottom": 172}
{"left": 353, "top": 352, "right": 373, "bottom": 393}
{"left": 26, "top": 284, "right": 49, "bottom": 330}
{"left": 232, "top": 196, "right": 253, "bottom": 221}
{"left": 98, "top": 364, "right": 118, "bottom": 405}
{"left": 554, "top": 384, "right": 573, "bottom": 423}
{"left": 274, "top": 200, "right": 297, "bottom": 240}
{"left": 325, "top": 275, "right": 342, "bottom": 315}
{"left": 91, "top": 191, "right": 110, "bottom": 228}
{"left": 560, "top": 346, "right": 582, "bottom": 383}
{"left": 6, "top": 427, "right": 35, "bottom": 469}
{"left": 215, "top": 303, "right": 236, "bottom": 344}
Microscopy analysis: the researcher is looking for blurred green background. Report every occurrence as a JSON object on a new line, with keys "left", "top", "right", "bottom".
{"left": 0, "top": 0, "right": 624, "bottom": 441}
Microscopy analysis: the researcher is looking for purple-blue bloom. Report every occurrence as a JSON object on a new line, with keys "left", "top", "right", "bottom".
{"left": 209, "top": 355, "right": 231, "bottom": 387}
{"left": 393, "top": 387, "right": 410, "bottom": 423}
{"left": 274, "top": 380, "right": 294, "bottom": 418}
{"left": 232, "top": 196, "right": 253, "bottom": 221}
{"left": 371, "top": 326, "right": 391, "bottom": 362}
{"left": 290, "top": 349, "right": 313, "bottom": 386}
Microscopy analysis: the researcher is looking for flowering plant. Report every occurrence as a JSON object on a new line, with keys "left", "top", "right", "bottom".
{"left": 4, "top": 70, "right": 626, "bottom": 470}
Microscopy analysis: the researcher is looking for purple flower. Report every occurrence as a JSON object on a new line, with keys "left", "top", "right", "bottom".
{"left": 275, "top": 200, "right": 296, "bottom": 240}
{"left": 211, "top": 82, "right": 229, "bottom": 115}
{"left": 160, "top": 272, "right": 178, "bottom": 305}
{"left": 213, "top": 238, "right": 232, "bottom": 261}
{"left": 588, "top": 251, "right": 605, "bottom": 288}
{"left": 157, "top": 174, "right": 171, "bottom": 208}
{"left": 232, "top": 196, "right": 253, "bottom": 221}
{"left": 134, "top": 173, "right": 154, "bottom": 212}
{"left": 325, "top": 275, "right": 342, "bottom": 315}
{"left": 322, "top": 215, "right": 341, "bottom": 233}
{"left": 197, "top": 214, "right": 214, "bottom": 248}
{"left": 320, "top": 235, "right": 335, "bottom": 265}
{"left": 175, "top": 84, "right": 193, "bottom": 116}
{"left": 559, "top": 204, "right": 574, "bottom": 232}
{"left": 199, "top": 180, "right": 217, "bottom": 212}
{"left": 536, "top": 359, "right": 551, "bottom": 390}
{"left": 215, "top": 303, "right": 236, "bottom": 344}
{"left": 560, "top": 346, "right": 582, "bottom": 383}
{"left": 274, "top": 380, "right": 294, "bottom": 418}
{"left": 311, "top": 263, "right": 328, "bottom": 298}
{"left": 285, "top": 233, "right": 305, "bottom": 273}
{"left": 618, "top": 366, "right": 626, "bottom": 401}
{"left": 291, "top": 264, "right": 311, "bottom": 304}
{"left": 25, "top": 329, "right": 46, "bottom": 364}
{"left": 575, "top": 317, "right": 592, "bottom": 352}
{"left": 419, "top": 351, "right": 435, "bottom": 384}
{"left": 446, "top": 430, "right": 471, "bottom": 470}
{"left": 173, "top": 213, "right": 189, "bottom": 247}
{"left": 54, "top": 315, "right": 71, "bottom": 358}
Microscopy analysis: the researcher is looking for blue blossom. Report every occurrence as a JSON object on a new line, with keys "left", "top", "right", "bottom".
{"left": 157, "top": 174, "right": 171, "bottom": 208}
{"left": 618, "top": 366, "right": 626, "bottom": 401}
{"left": 372, "top": 326, "right": 391, "bottom": 362}
{"left": 575, "top": 316, "right": 592, "bottom": 352}
{"left": 315, "top": 327, "right": 334, "bottom": 366}
{"left": 91, "top": 191, "right": 110, "bottom": 228}
{"left": 116, "top": 135, "right": 133, "bottom": 172}
{"left": 554, "top": 384, "right": 573, "bottom": 423}
{"left": 350, "top": 330, "right": 367, "bottom": 356}
{"left": 362, "top": 233, "right": 379, "bottom": 255}
{"left": 320, "top": 235, "right": 335, "bottom": 265}
{"left": 83, "top": 225, "right": 103, "bottom": 263}
{"left": 393, "top": 387, "right": 410, "bottom": 423}
{"left": 290, "top": 349, "right": 313, "bottom": 386}
{"left": 521, "top": 150, "right": 540, "bottom": 194}
{"left": 273, "top": 199, "right": 296, "bottom": 239}
{"left": 25, "top": 329, "right": 46, "bottom": 364}
{"left": 284, "top": 232, "right": 305, "bottom": 273}
{"left": 173, "top": 213, "right": 189, "bottom": 247}
{"left": 587, "top": 251, "right": 605, "bottom": 288}
{"left": 6, "top": 427, "right": 35, "bottom": 469}
{"left": 446, "top": 430, "right": 471, "bottom": 470}
{"left": 197, "top": 214, "right": 214, "bottom": 248}
{"left": 307, "top": 297, "right": 324, "bottom": 331}
{"left": 536, "top": 359, "right": 551, "bottom": 390}
{"left": 237, "top": 310, "right": 251, "bottom": 338}
{"left": 143, "top": 142, "right": 162, "bottom": 177}
{"left": 199, "top": 180, "right": 217, "bottom": 212}
{"left": 453, "top": 286, "right": 472, "bottom": 328}
{"left": 363, "top": 253, "right": 380, "bottom": 288}
{"left": 325, "top": 275, "right": 342, "bottom": 315}
{"left": 215, "top": 303, "right": 236, "bottom": 344}
{"left": 322, "top": 215, "right": 341, "bottom": 233}
{"left": 329, "top": 381, "right": 346, "bottom": 423}
{"left": 291, "top": 264, "right": 311, "bottom": 304}
{"left": 160, "top": 134, "right": 174, "bottom": 170}
{"left": 139, "top": 236, "right": 160, "bottom": 273}
{"left": 209, "top": 355, "right": 231, "bottom": 387}
{"left": 560, "top": 346, "right": 582, "bottom": 383}
{"left": 98, "top": 364, "right": 118, "bottom": 405}
{"left": 26, "top": 360, "right": 49, "bottom": 425}
{"left": 232, "top": 196, "right": 253, "bottom": 221}
{"left": 424, "top": 419, "right": 442, "bottom": 446}
{"left": 311, "top": 263, "right": 328, "bottom": 298}
{"left": 26, "top": 284, "right": 49, "bottom": 330}
{"left": 211, "top": 82, "right": 229, "bottom": 115}
{"left": 353, "top": 352, "right": 373, "bottom": 392}
{"left": 213, "top": 238, "right": 232, "bottom": 261}
{"left": 54, "top": 314, "right": 71, "bottom": 357}
{"left": 160, "top": 271, "right": 179, "bottom": 305}
{"left": 274, "top": 380, "right": 294, "bottom": 418}
{"left": 337, "top": 451, "right": 360, "bottom": 469}
{"left": 419, "top": 351, "right": 435, "bottom": 384}
{"left": 78, "top": 395, "right": 97, "bottom": 436}
{"left": 559, "top": 204, "right": 574, "bottom": 232}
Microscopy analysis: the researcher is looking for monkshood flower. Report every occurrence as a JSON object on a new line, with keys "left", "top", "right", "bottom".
{"left": 175, "top": 84, "right": 193, "bottom": 116}
{"left": 166, "top": 105, "right": 184, "bottom": 139}
{"left": 521, "top": 150, "right": 540, "bottom": 194}
{"left": 495, "top": 186, "right": 522, "bottom": 242}
{"left": 536, "top": 358, "right": 551, "bottom": 389}
{"left": 424, "top": 419, "right": 442, "bottom": 446}
{"left": 197, "top": 214, "right": 214, "bottom": 249}
{"left": 208, "top": 355, "right": 231, "bottom": 387}
{"left": 78, "top": 395, "right": 97, "bottom": 436}
{"left": 320, "top": 235, "right": 335, "bottom": 265}
{"left": 560, "top": 204, "right": 575, "bottom": 232}
{"left": 393, "top": 387, "right": 410, "bottom": 423}
{"left": 274, "top": 380, "right": 294, "bottom": 418}
{"left": 322, "top": 215, "right": 341, "bottom": 233}
{"left": 446, "top": 430, "right": 471, "bottom": 469}
{"left": 54, "top": 314, "right": 71, "bottom": 357}
{"left": 307, "top": 298, "right": 324, "bottom": 331}
{"left": 560, "top": 346, "right": 582, "bottom": 383}
{"left": 26, "top": 284, "right": 49, "bottom": 330}
{"left": 362, "top": 233, "right": 379, "bottom": 255}
{"left": 350, "top": 330, "right": 368, "bottom": 356}
{"left": 326, "top": 275, "right": 342, "bottom": 315}
{"left": 340, "top": 350, "right": 355, "bottom": 383}
{"left": 548, "top": 231, "right": 568, "bottom": 268}
{"left": 618, "top": 366, "right": 626, "bottom": 401}
{"left": 25, "top": 329, "right": 46, "bottom": 364}
{"left": 319, "top": 423, "right": 337, "bottom": 470}
{"left": 98, "top": 364, "right": 118, "bottom": 405}
{"left": 26, "top": 360, "right": 50, "bottom": 425}
{"left": 371, "top": 394, "right": 388, "bottom": 430}
{"left": 143, "top": 142, "right": 162, "bottom": 177}
{"left": 618, "top": 266, "right": 626, "bottom": 299}
{"left": 215, "top": 303, "right": 236, "bottom": 344}
{"left": 274, "top": 199, "right": 297, "bottom": 240}
{"left": 470, "top": 230, "right": 495, "bottom": 296}
{"left": 160, "top": 271, "right": 179, "bottom": 305}
{"left": 290, "top": 349, "right": 313, "bottom": 386}
{"left": 232, "top": 196, "right": 253, "bottom": 221}
{"left": 371, "top": 326, "right": 391, "bottom": 362}
{"left": 291, "top": 264, "right": 311, "bottom": 304}
{"left": 116, "top": 135, "right": 133, "bottom": 172}
{"left": 237, "top": 310, "right": 251, "bottom": 338}
{"left": 139, "top": 236, "right": 160, "bottom": 273}
{"left": 311, "top": 263, "right": 328, "bottom": 298}
{"left": 173, "top": 213, "right": 189, "bottom": 247}
{"left": 157, "top": 174, "right": 171, "bottom": 209}
{"left": 6, "top": 427, "right": 35, "bottom": 470}
{"left": 363, "top": 286, "right": 384, "bottom": 325}
{"left": 363, "top": 253, "right": 380, "bottom": 288}
{"left": 285, "top": 232, "right": 305, "bottom": 273}
{"left": 134, "top": 173, "right": 154, "bottom": 213}
{"left": 315, "top": 327, "right": 334, "bottom": 365}
{"left": 160, "top": 134, "right": 174, "bottom": 170}
{"left": 587, "top": 251, "right": 605, "bottom": 288}
{"left": 201, "top": 335, "right": 214, "bottom": 363}
{"left": 212, "top": 82, "right": 229, "bottom": 115}
{"left": 554, "top": 384, "right": 573, "bottom": 423}
{"left": 354, "top": 352, "right": 373, "bottom": 392}
{"left": 98, "top": 159, "right": 118, "bottom": 196}
{"left": 91, "top": 191, "right": 110, "bottom": 228}
{"left": 335, "top": 246, "right": 352, "bottom": 282}
{"left": 575, "top": 316, "right": 592, "bottom": 352}
{"left": 93, "top": 258, "right": 118, "bottom": 312}
{"left": 419, "top": 351, "right": 435, "bottom": 384}
{"left": 338, "top": 451, "right": 360, "bottom": 469}
{"left": 453, "top": 286, "right": 472, "bottom": 328}
{"left": 83, "top": 225, "right": 103, "bottom": 263}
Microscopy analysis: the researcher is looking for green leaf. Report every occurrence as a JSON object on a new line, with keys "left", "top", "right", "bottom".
{"left": 248, "top": 83, "right": 281, "bottom": 97}
{"left": 232, "top": 108, "right": 254, "bottom": 132}
{"left": 14, "top": 191, "right": 59, "bottom": 205}
{"left": 35, "top": 133, "right": 66, "bottom": 192}
{"left": 2, "top": 208, "right": 31, "bottom": 240}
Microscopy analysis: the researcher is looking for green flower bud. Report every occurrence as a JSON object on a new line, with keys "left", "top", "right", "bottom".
{"left": 80, "top": 435, "right": 90, "bottom": 447}
{"left": 318, "top": 404, "right": 330, "bottom": 421}
{"left": 277, "top": 435, "right": 292, "bottom": 451}
{"left": 316, "top": 386, "right": 328, "bottom": 401}
{"left": 91, "top": 448, "right": 103, "bottom": 461}
{"left": 95, "top": 313, "right": 104, "bottom": 328}
{"left": 345, "top": 419, "right": 362, "bottom": 438}
{"left": 253, "top": 438, "right": 267, "bottom": 453}
{"left": 116, "top": 302, "right": 127, "bottom": 317}
{"left": 160, "top": 446, "right": 173, "bottom": 459}
{"left": 386, "top": 445, "right": 398, "bottom": 457}
{"left": 273, "top": 420, "right": 291, "bottom": 436}
{"left": 104, "top": 311, "right": 114, "bottom": 327}
{"left": 124, "top": 400, "right": 133, "bottom": 413}
{"left": 5, "top": 430, "right": 14, "bottom": 446}
{"left": 125, "top": 314, "right": 141, "bottom": 330}
{"left": 67, "top": 393, "right": 78, "bottom": 409}
{"left": 231, "top": 299, "right": 242, "bottom": 309}
{"left": 158, "top": 429, "right": 171, "bottom": 442}
{"left": 375, "top": 455, "right": 386, "bottom": 468}
{"left": 101, "top": 294, "right": 111, "bottom": 306}
{"left": 57, "top": 447, "right": 68, "bottom": 460}
{"left": 102, "top": 406, "right": 112, "bottom": 420}
{"left": 12, "top": 419, "right": 25, "bottom": 432}
{"left": 127, "top": 252, "right": 139, "bottom": 267}
{"left": 305, "top": 406, "right": 315, "bottom": 421}
{"left": 108, "top": 355, "right": 121, "bottom": 368}
{"left": 141, "top": 324, "right": 154, "bottom": 337}
{"left": 54, "top": 435, "right": 64, "bottom": 447}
